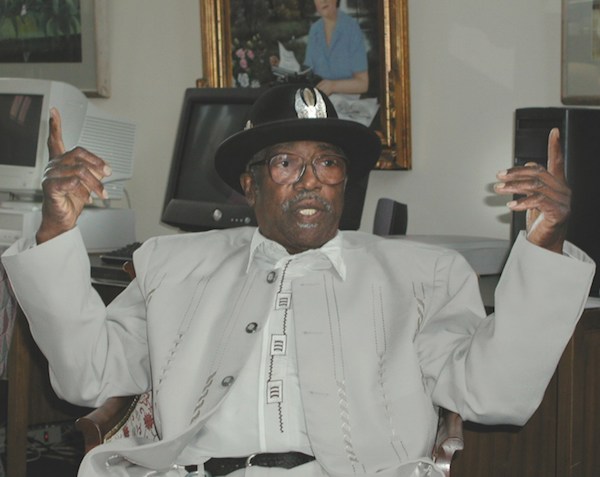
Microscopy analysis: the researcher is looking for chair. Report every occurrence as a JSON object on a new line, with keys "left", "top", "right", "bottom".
{"left": 433, "top": 408, "right": 465, "bottom": 477}
{"left": 75, "top": 392, "right": 157, "bottom": 453}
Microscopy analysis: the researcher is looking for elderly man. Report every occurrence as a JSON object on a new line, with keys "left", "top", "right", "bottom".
{"left": 2, "top": 84, "right": 595, "bottom": 477}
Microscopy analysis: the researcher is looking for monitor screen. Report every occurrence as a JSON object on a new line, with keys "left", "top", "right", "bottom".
{"left": 161, "top": 86, "right": 371, "bottom": 233}
{"left": 0, "top": 93, "right": 43, "bottom": 168}
{"left": 0, "top": 78, "right": 137, "bottom": 202}
{"left": 174, "top": 102, "right": 252, "bottom": 207}
{"left": 161, "top": 87, "right": 263, "bottom": 232}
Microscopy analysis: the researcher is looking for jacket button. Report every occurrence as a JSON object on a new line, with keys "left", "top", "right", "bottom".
{"left": 267, "top": 271, "right": 277, "bottom": 283}
{"left": 221, "top": 376, "right": 235, "bottom": 387}
{"left": 246, "top": 322, "right": 259, "bottom": 333}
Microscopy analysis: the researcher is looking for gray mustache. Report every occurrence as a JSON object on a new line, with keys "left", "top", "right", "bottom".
{"left": 282, "top": 192, "right": 333, "bottom": 213}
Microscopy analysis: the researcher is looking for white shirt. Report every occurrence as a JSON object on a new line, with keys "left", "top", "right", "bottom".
{"left": 185, "top": 229, "right": 346, "bottom": 461}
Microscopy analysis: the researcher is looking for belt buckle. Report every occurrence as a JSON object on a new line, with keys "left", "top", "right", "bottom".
{"left": 245, "top": 453, "right": 259, "bottom": 467}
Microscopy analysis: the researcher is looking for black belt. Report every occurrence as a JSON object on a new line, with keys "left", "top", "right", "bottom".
{"left": 200, "top": 452, "right": 316, "bottom": 476}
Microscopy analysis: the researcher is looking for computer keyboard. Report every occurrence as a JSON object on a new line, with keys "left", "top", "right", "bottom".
{"left": 100, "top": 242, "right": 143, "bottom": 265}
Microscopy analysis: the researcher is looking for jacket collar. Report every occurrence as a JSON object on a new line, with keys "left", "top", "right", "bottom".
{"left": 247, "top": 228, "right": 347, "bottom": 281}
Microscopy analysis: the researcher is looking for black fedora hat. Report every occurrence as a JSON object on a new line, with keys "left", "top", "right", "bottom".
{"left": 214, "top": 84, "right": 382, "bottom": 195}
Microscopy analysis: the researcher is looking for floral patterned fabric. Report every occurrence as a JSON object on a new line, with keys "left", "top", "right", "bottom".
{"left": 106, "top": 391, "right": 159, "bottom": 442}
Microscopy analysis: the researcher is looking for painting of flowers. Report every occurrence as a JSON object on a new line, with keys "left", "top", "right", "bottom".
{"left": 231, "top": 34, "right": 271, "bottom": 89}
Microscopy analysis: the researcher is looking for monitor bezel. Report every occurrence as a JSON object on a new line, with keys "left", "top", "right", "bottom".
{"left": 161, "top": 87, "right": 264, "bottom": 232}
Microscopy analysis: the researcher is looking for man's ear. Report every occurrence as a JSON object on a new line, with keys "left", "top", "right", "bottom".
{"left": 240, "top": 172, "right": 256, "bottom": 206}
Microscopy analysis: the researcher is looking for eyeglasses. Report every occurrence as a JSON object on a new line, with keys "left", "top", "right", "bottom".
{"left": 249, "top": 153, "right": 348, "bottom": 186}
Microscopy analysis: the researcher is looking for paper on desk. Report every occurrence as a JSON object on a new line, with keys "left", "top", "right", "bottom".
{"left": 278, "top": 42, "right": 301, "bottom": 72}
{"left": 329, "top": 94, "right": 380, "bottom": 127}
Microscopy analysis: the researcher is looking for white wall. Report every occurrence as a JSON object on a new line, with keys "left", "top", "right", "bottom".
{"left": 363, "top": 0, "right": 563, "bottom": 239}
{"left": 90, "top": 0, "right": 203, "bottom": 240}
{"left": 92, "top": 0, "right": 563, "bottom": 242}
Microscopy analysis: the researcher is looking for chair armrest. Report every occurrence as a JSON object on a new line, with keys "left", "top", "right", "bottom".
{"left": 123, "top": 261, "right": 136, "bottom": 280}
{"left": 75, "top": 395, "right": 140, "bottom": 454}
{"left": 432, "top": 408, "right": 464, "bottom": 477}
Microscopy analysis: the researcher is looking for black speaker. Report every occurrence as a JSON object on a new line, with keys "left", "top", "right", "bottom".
{"left": 373, "top": 198, "right": 408, "bottom": 236}
{"left": 513, "top": 107, "right": 600, "bottom": 295}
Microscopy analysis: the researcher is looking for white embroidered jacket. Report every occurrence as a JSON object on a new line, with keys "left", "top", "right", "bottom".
{"left": 1, "top": 227, "right": 595, "bottom": 477}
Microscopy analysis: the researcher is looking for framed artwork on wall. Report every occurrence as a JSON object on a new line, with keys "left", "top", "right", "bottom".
{"left": 0, "top": 0, "right": 110, "bottom": 98}
{"left": 562, "top": 0, "right": 600, "bottom": 104}
{"left": 200, "top": 0, "right": 411, "bottom": 170}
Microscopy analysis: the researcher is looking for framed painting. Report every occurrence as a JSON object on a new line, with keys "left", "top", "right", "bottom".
{"left": 562, "top": 0, "right": 600, "bottom": 104}
{"left": 200, "top": 0, "right": 411, "bottom": 170}
{"left": 0, "top": 0, "right": 109, "bottom": 98}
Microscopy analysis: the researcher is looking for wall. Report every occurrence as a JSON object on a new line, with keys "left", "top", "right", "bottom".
{"left": 92, "top": 0, "right": 563, "bottom": 242}
{"left": 362, "top": 0, "right": 563, "bottom": 239}
{"left": 89, "top": 0, "right": 203, "bottom": 240}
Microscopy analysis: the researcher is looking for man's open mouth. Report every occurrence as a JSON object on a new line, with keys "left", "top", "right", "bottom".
{"left": 299, "top": 208, "right": 318, "bottom": 216}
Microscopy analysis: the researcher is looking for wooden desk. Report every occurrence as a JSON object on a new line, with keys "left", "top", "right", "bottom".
{"left": 451, "top": 307, "right": 600, "bottom": 477}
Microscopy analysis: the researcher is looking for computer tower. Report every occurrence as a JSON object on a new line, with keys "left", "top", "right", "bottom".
{"left": 513, "top": 108, "right": 600, "bottom": 296}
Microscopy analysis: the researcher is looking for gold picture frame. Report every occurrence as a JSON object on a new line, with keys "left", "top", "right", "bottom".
{"left": 199, "top": 0, "right": 411, "bottom": 170}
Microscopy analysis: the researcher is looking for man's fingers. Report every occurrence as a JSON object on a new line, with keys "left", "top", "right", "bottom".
{"left": 505, "top": 192, "right": 570, "bottom": 215}
{"left": 44, "top": 160, "right": 110, "bottom": 200}
{"left": 38, "top": 110, "right": 113, "bottom": 243}
{"left": 495, "top": 176, "right": 569, "bottom": 198}
{"left": 493, "top": 128, "right": 570, "bottom": 253}
{"left": 46, "top": 109, "right": 112, "bottom": 182}
{"left": 496, "top": 128, "right": 567, "bottom": 191}
{"left": 45, "top": 175, "right": 96, "bottom": 204}
{"left": 494, "top": 168, "right": 571, "bottom": 204}
{"left": 47, "top": 108, "right": 66, "bottom": 159}
{"left": 44, "top": 147, "right": 112, "bottom": 197}
{"left": 547, "top": 128, "right": 567, "bottom": 184}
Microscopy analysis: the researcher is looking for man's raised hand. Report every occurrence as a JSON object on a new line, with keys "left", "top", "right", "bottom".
{"left": 495, "top": 128, "right": 571, "bottom": 253}
{"left": 36, "top": 108, "right": 112, "bottom": 244}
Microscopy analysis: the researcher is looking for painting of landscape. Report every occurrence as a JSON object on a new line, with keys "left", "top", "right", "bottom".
{"left": 0, "top": 0, "right": 82, "bottom": 63}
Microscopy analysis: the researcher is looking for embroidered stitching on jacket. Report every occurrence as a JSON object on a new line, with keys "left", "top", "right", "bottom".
{"left": 267, "top": 260, "right": 292, "bottom": 433}
{"left": 371, "top": 285, "right": 409, "bottom": 463}
{"left": 145, "top": 272, "right": 166, "bottom": 306}
{"left": 154, "top": 277, "right": 211, "bottom": 400}
{"left": 412, "top": 282, "right": 426, "bottom": 341}
{"left": 190, "top": 371, "right": 217, "bottom": 423}
{"left": 326, "top": 276, "right": 365, "bottom": 473}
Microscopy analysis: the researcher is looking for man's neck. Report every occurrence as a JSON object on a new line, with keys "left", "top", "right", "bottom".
{"left": 257, "top": 228, "right": 338, "bottom": 255}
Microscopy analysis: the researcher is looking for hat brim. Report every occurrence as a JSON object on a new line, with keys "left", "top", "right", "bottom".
{"left": 214, "top": 118, "right": 382, "bottom": 195}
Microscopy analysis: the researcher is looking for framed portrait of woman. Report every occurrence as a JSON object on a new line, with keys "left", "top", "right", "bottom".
{"left": 200, "top": 0, "right": 411, "bottom": 170}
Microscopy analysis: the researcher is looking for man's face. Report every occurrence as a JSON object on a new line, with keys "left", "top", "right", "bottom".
{"left": 240, "top": 141, "right": 346, "bottom": 254}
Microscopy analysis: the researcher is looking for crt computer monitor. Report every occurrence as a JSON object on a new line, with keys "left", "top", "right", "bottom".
{"left": 0, "top": 77, "right": 137, "bottom": 202}
{"left": 161, "top": 87, "right": 372, "bottom": 233}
